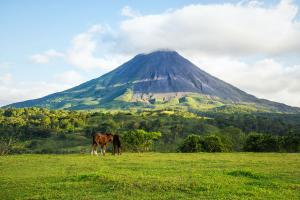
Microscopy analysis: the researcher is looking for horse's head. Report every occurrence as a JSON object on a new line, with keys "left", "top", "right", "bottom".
{"left": 106, "top": 133, "right": 114, "bottom": 142}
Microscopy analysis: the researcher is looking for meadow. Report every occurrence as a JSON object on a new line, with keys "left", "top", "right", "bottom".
{"left": 1, "top": 153, "right": 299, "bottom": 200}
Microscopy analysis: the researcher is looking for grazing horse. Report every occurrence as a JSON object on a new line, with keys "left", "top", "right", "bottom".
{"left": 113, "top": 134, "right": 121, "bottom": 155}
{"left": 91, "top": 133, "right": 113, "bottom": 156}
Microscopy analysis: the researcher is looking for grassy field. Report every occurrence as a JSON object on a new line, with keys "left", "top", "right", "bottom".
{"left": 0, "top": 153, "right": 300, "bottom": 200}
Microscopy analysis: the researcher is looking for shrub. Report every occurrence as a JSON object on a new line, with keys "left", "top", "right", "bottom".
{"left": 122, "top": 129, "right": 161, "bottom": 152}
{"left": 25, "top": 140, "right": 38, "bottom": 148}
{"left": 244, "top": 132, "right": 264, "bottom": 152}
{"left": 203, "top": 135, "right": 224, "bottom": 152}
{"left": 282, "top": 134, "right": 300, "bottom": 152}
{"left": 261, "top": 134, "right": 279, "bottom": 152}
{"left": 178, "top": 134, "right": 203, "bottom": 152}
{"left": 244, "top": 132, "right": 281, "bottom": 152}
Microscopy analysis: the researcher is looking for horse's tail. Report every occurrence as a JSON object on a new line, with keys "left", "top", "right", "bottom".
{"left": 113, "top": 134, "right": 121, "bottom": 147}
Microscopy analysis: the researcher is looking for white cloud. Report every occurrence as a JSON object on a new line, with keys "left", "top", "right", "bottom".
{"left": 29, "top": 25, "right": 128, "bottom": 70}
{"left": 54, "top": 70, "right": 84, "bottom": 85}
{"left": 27, "top": 0, "right": 300, "bottom": 66}
{"left": 66, "top": 25, "right": 129, "bottom": 70}
{"left": 119, "top": 0, "right": 300, "bottom": 56}
{"left": 121, "top": 6, "right": 140, "bottom": 18}
{"left": 189, "top": 55, "right": 300, "bottom": 107}
{"left": 0, "top": 82, "right": 66, "bottom": 106}
{"left": 0, "top": 72, "right": 83, "bottom": 106}
{"left": 30, "top": 49, "right": 64, "bottom": 64}
{"left": 0, "top": 73, "right": 13, "bottom": 84}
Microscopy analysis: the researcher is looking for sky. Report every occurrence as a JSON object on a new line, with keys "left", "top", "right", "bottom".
{"left": 0, "top": 0, "right": 300, "bottom": 107}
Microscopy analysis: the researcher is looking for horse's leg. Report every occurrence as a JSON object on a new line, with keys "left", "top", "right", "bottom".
{"left": 118, "top": 146, "right": 121, "bottom": 155}
{"left": 100, "top": 145, "right": 104, "bottom": 156}
{"left": 91, "top": 144, "right": 96, "bottom": 155}
{"left": 103, "top": 145, "right": 106, "bottom": 156}
{"left": 94, "top": 145, "right": 98, "bottom": 156}
{"left": 112, "top": 144, "right": 115, "bottom": 155}
{"left": 91, "top": 146, "right": 94, "bottom": 155}
{"left": 95, "top": 145, "right": 99, "bottom": 155}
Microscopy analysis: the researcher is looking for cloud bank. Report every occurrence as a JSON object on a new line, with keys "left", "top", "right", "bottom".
{"left": 0, "top": 71, "right": 86, "bottom": 106}
{"left": 190, "top": 55, "right": 300, "bottom": 107}
{"left": 119, "top": 0, "right": 300, "bottom": 55}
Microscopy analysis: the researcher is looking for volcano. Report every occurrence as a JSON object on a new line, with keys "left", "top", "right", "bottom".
{"left": 5, "top": 50, "right": 299, "bottom": 113}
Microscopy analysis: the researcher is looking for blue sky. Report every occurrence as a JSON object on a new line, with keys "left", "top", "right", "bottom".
{"left": 1, "top": 0, "right": 300, "bottom": 106}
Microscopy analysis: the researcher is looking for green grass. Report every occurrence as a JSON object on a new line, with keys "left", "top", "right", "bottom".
{"left": 1, "top": 153, "right": 300, "bottom": 200}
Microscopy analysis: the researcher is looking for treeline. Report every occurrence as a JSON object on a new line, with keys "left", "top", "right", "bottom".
{"left": 0, "top": 108, "right": 86, "bottom": 139}
{"left": 0, "top": 108, "right": 299, "bottom": 154}
{"left": 210, "top": 112, "right": 300, "bottom": 135}
{"left": 179, "top": 133, "right": 300, "bottom": 153}
{"left": 0, "top": 108, "right": 87, "bottom": 154}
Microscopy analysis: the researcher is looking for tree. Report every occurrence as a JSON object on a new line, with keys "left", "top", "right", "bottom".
{"left": 203, "top": 135, "right": 224, "bottom": 152}
{"left": 178, "top": 134, "right": 203, "bottom": 153}
{"left": 171, "top": 124, "right": 184, "bottom": 142}
{"left": 261, "top": 134, "right": 279, "bottom": 152}
{"left": 122, "top": 129, "right": 161, "bottom": 152}
{"left": 244, "top": 133, "right": 281, "bottom": 152}
{"left": 222, "top": 127, "right": 246, "bottom": 151}
{"left": 98, "top": 120, "right": 119, "bottom": 133}
{"left": 0, "top": 136, "right": 17, "bottom": 155}
{"left": 244, "top": 132, "right": 264, "bottom": 152}
{"left": 282, "top": 134, "right": 300, "bottom": 152}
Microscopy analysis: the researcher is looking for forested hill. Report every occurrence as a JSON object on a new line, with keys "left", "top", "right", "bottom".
{"left": 0, "top": 108, "right": 299, "bottom": 154}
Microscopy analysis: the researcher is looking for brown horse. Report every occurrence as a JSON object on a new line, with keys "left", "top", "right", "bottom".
{"left": 91, "top": 133, "right": 113, "bottom": 156}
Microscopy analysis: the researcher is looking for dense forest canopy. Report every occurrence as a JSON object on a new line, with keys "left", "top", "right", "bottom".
{"left": 0, "top": 107, "right": 299, "bottom": 154}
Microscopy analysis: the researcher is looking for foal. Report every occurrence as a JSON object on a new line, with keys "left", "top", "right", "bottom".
{"left": 91, "top": 133, "right": 113, "bottom": 156}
